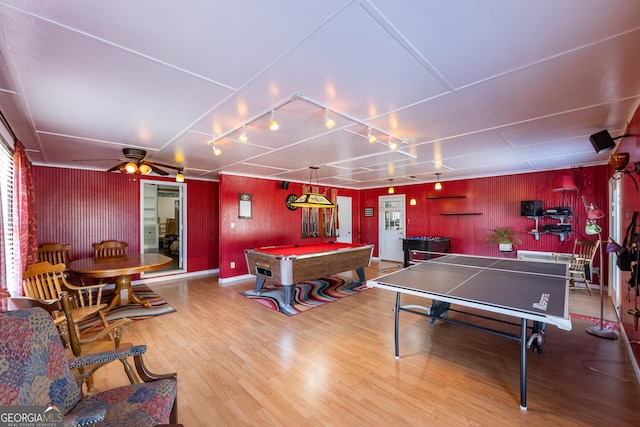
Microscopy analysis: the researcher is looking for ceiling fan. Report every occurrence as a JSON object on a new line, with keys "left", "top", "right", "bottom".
{"left": 105, "top": 148, "right": 181, "bottom": 176}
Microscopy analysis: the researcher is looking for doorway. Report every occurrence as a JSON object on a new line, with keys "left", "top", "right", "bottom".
{"left": 378, "top": 195, "right": 405, "bottom": 262}
{"left": 336, "top": 196, "right": 353, "bottom": 243}
{"left": 140, "top": 180, "right": 187, "bottom": 275}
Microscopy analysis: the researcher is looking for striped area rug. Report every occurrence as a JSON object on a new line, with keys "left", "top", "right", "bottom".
{"left": 79, "top": 283, "right": 176, "bottom": 330}
{"left": 241, "top": 276, "right": 367, "bottom": 316}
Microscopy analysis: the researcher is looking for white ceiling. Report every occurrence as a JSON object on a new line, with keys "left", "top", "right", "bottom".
{"left": 1, "top": 0, "right": 639, "bottom": 189}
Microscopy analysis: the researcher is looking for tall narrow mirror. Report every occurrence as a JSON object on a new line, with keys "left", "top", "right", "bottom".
{"left": 140, "top": 180, "right": 186, "bottom": 275}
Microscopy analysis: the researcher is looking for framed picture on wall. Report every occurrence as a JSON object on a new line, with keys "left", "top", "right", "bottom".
{"left": 239, "top": 193, "right": 252, "bottom": 219}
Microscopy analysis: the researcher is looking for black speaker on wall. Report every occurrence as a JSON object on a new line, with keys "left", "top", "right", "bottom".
{"left": 280, "top": 181, "right": 289, "bottom": 190}
{"left": 589, "top": 130, "right": 616, "bottom": 153}
{"left": 521, "top": 200, "right": 543, "bottom": 216}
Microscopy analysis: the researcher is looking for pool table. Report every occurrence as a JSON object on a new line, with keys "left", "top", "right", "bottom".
{"left": 244, "top": 242, "right": 374, "bottom": 306}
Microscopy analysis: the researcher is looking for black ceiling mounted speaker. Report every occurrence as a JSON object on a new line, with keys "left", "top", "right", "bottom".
{"left": 521, "top": 200, "right": 543, "bottom": 216}
{"left": 589, "top": 130, "right": 616, "bottom": 153}
{"left": 280, "top": 181, "right": 289, "bottom": 190}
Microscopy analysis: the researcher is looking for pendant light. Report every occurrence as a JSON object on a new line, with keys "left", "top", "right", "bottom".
{"left": 290, "top": 166, "right": 336, "bottom": 208}
{"left": 388, "top": 179, "right": 394, "bottom": 194}
{"left": 409, "top": 176, "right": 417, "bottom": 205}
{"left": 435, "top": 173, "right": 442, "bottom": 190}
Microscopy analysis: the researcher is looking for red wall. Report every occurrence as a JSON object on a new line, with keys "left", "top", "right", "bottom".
{"left": 217, "top": 174, "right": 360, "bottom": 279}
{"left": 33, "top": 166, "right": 219, "bottom": 273}
{"left": 359, "top": 166, "right": 610, "bottom": 258}
{"left": 33, "top": 165, "right": 608, "bottom": 281}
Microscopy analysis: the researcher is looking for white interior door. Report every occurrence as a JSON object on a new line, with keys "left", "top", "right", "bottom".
{"left": 336, "top": 196, "right": 352, "bottom": 243}
{"left": 378, "top": 195, "right": 405, "bottom": 262}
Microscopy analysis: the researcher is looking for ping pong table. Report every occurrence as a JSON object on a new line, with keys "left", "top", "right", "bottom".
{"left": 367, "top": 253, "right": 571, "bottom": 410}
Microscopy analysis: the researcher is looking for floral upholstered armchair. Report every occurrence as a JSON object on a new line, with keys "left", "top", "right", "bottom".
{"left": 0, "top": 307, "right": 178, "bottom": 426}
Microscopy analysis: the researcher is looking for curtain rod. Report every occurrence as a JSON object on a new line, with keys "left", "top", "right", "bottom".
{"left": 0, "top": 109, "right": 18, "bottom": 142}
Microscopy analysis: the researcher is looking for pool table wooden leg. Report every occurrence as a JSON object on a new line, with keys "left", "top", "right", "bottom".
{"left": 356, "top": 267, "right": 366, "bottom": 284}
{"left": 254, "top": 277, "right": 266, "bottom": 294}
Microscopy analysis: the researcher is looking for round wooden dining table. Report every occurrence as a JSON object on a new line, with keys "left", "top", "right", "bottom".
{"left": 69, "top": 253, "right": 172, "bottom": 312}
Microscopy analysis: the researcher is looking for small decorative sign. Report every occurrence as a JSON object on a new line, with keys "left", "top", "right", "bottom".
{"left": 239, "top": 193, "right": 252, "bottom": 219}
{"left": 364, "top": 207, "right": 374, "bottom": 217}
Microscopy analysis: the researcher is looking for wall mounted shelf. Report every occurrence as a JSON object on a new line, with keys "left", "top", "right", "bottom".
{"left": 527, "top": 215, "right": 572, "bottom": 241}
{"left": 441, "top": 212, "right": 482, "bottom": 216}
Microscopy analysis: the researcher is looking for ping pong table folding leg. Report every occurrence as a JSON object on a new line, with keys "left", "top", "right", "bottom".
{"left": 395, "top": 293, "right": 401, "bottom": 359}
{"left": 520, "top": 319, "right": 528, "bottom": 411}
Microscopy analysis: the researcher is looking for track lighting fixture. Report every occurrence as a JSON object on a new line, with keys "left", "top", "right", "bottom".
{"left": 269, "top": 110, "right": 279, "bottom": 131}
{"left": 175, "top": 171, "right": 184, "bottom": 182}
{"left": 211, "top": 94, "right": 412, "bottom": 159}
{"left": 435, "top": 173, "right": 442, "bottom": 190}
{"left": 209, "top": 141, "right": 222, "bottom": 156}
{"left": 325, "top": 108, "right": 335, "bottom": 129}
{"left": 388, "top": 179, "right": 394, "bottom": 194}
{"left": 239, "top": 125, "right": 248, "bottom": 143}
{"left": 389, "top": 135, "right": 397, "bottom": 151}
{"left": 368, "top": 127, "right": 377, "bottom": 144}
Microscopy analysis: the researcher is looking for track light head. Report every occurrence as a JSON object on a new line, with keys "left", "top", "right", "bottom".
{"left": 269, "top": 110, "right": 279, "bottom": 131}
{"left": 325, "top": 108, "right": 335, "bottom": 129}
{"left": 368, "top": 127, "right": 377, "bottom": 144}
{"left": 239, "top": 125, "right": 248, "bottom": 143}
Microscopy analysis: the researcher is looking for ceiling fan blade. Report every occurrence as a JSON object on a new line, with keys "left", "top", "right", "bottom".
{"left": 145, "top": 160, "right": 182, "bottom": 172}
{"left": 72, "top": 158, "right": 120, "bottom": 162}
{"left": 144, "top": 162, "right": 169, "bottom": 176}
{"left": 106, "top": 162, "right": 127, "bottom": 172}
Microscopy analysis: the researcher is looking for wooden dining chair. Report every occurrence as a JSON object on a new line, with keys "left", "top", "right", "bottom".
{"left": 568, "top": 239, "right": 600, "bottom": 296}
{"left": 37, "top": 243, "right": 84, "bottom": 284}
{"left": 22, "top": 261, "right": 111, "bottom": 336}
{"left": 38, "top": 243, "right": 73, "bottom": 265}
{"left": 94, "top": 240, "right": 129, "bottom": 258}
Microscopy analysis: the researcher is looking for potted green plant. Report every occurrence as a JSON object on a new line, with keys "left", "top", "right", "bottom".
{"left": 486, "top": 227, "right": 522, "bottom": 252}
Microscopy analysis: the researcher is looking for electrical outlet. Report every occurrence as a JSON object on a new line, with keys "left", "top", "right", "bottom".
{"left": 230, "top": 261, "right": 235, "bottom": 269}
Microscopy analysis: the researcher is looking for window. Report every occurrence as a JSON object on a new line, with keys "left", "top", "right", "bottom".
{"left": 0, "top": 125, "right": 16, "bottom": 295}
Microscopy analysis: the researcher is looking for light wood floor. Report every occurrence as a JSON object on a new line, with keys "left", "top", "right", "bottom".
{"left": 92, "top": 261, "right": 639, "bottom": 426}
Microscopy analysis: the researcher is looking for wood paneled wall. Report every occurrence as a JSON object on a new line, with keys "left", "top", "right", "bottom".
{"left": 217, "top": 174, "right": 360, "bottom": 279}
{"left": 33, "top": 166, "right": 219, "bottom": 273}
{"left": 359, "top": 166, "right": 610, "bottom": 258}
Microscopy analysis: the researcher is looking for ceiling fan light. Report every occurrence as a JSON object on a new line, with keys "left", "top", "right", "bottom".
{"left": 124, "top": 162, "right": 137, "bottom": 174}
{"left": 176, "top": 172, "right": 184, "bottom": 183}
{"left": 388, "top": 179, "right": 394, "bottom": 194}
{"left": 269, "top": 110, "right": 279, "bottom": 131}
{"left": 138, "top": 163, "right": 152, "bottom": 175}
{"left": 435, "top": 172, "right": 442, "bottom": 190}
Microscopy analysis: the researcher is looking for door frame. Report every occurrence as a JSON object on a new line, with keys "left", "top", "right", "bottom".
{"left": 140, "top": 179, "right": 187, "bottom": 276}
{"left": 336, "top": 195, "right": 353, "bottom": 243}
{"left": 378, "top": 194, "right": 406, "bottom": 262}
